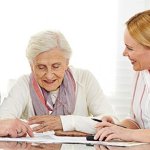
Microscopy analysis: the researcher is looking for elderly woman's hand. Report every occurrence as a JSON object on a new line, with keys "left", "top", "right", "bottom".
{"left": 28, "top": 115, "right": 62, "bottom": 132}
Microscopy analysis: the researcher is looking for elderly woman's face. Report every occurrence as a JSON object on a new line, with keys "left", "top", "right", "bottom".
{"left": 123, "top": 29, "right": 150, "bottom": 71}
{"left": 31, "top": 48, "right": 69, "bottom": 91}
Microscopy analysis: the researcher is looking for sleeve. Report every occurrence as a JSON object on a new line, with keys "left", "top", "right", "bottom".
{"left": 60, "top": 70, "right": 116, "bottom": 134}
{"left": 85, "top": 70, "right": 115, "bottom": 118}
{"left": 60, "top": 115, "right": 97, "bottom": 133}
{"left": 0, "top": 76, "right": 30, "bottom": 119}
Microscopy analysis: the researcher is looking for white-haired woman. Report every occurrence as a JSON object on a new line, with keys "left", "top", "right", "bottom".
{"left": 0, "top": 30, "right": 114, "bottom": 135}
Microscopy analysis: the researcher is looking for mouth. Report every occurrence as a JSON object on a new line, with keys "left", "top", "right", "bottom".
{"left": 130, "top": 59, "right": 136, "bottom": 65}
{"left": 43, "top": 79, "right": 56, "bottom": 84}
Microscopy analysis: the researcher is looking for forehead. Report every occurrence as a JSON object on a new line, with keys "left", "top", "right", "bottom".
{"left": 124, "top": 29, "right": 140, "bottom": 47}
{"left": 33, "top": 48, "right": 66, "bottom": 64}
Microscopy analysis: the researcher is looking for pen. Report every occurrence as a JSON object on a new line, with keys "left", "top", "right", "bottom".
{"left": 92, "top": 118, "right": 126, "bottom": 128}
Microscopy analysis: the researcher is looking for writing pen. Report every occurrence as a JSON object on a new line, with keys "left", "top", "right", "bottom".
{"left": 92, "top": 118, "right": 126, "bottom": 128}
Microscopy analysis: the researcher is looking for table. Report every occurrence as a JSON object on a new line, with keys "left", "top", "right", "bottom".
{"left": 0, "top": 142, "right": 150, "bottom": 150}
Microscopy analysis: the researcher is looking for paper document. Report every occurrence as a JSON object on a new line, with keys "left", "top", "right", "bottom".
{"left": 0, "top": 131, "right": 146, "bottom": 147}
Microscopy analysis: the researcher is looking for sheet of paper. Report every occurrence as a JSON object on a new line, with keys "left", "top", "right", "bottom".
{"left": 0, "top": 132, "right": 146, "bottom": 147}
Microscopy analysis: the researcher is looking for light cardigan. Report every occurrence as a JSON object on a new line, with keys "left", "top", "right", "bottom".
{"left": 0, "top": 67, "right": 114, "bottom": 134}
{"left": 130, "top": 70, "right": 150, "bottom": 129}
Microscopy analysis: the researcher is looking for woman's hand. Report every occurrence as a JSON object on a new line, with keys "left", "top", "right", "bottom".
{"left": 101, "top": 116, "right": 115, "bottom": 124}
{"left": 0, "top": 119, "right": 33, "bottom": 138}
{"left": 28, "top": 115, "right": 62, "bottom": 132}
{"left": 94, "top": 123, "right": 133, "bottom": 142}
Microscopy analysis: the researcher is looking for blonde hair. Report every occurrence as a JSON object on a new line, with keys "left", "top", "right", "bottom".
{"left": 26, "top": 30, "right": 72, "bottom": 62}
{"left": 126, "top": 10, "right": 150, "bottom": 48}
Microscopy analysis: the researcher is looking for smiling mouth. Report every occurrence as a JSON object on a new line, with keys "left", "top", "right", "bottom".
{"left": 130, "top": 59, "right": 136, "bottom": 65}
{"left": 44, "top": 80, "right": 56, "bottom": 84}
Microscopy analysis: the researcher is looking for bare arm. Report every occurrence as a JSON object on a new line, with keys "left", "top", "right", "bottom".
{"left": 120, "top": 119, "right": 140, "bottom": 129}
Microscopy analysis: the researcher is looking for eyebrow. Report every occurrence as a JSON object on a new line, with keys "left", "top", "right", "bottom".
{"left": 125, "top": 44, "right": 133, "bottom": 49}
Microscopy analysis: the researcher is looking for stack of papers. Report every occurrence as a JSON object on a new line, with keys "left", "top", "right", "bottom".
{"left": 0, "top": 131, "right": 146, "bottom": 147}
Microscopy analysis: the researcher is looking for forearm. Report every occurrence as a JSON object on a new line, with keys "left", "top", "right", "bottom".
{"left": 120, "top": 119, "right": 140, "bottom": 129}
{"left": 130, "top": 129, "right": 150, "bottom": 143}
{"left": 60, "top": 115, "right": 96, "bottom": 134}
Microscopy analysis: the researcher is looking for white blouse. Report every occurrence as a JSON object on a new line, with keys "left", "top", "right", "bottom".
{"left": 0, "top": 67, "right": 114, "bottom": 134}
{"left": 130, "top": 70, "right": 150, "bottom": 128}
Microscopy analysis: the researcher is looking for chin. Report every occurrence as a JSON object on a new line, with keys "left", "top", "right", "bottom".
{"left": 133, "top": 67, "right": 143, "bottom": 71}
{"left": 44, "top": 86, "right": 59, "bottom": 92}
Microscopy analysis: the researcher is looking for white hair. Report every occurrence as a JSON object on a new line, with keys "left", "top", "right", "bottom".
{"left": 26, "top": 30, "right": 72, "bottom": 62}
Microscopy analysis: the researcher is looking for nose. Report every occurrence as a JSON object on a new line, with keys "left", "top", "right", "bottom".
{"left": 123, "top": 49, "right": 128, "bottom": 56}
{"left": 45, "top": 69, "right": 54, "bottom": 79}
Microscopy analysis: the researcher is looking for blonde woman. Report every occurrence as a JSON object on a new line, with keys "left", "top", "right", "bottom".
{"left": 95, "top": 10, "right": 150, "bottom": 143}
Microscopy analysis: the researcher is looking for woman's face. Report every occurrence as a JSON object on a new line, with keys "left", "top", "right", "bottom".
{"left": 123, "top": 29, "right": 150, "bottom": 71}
{"left": 31, "top": 48, "right": 69, "bottom": 91}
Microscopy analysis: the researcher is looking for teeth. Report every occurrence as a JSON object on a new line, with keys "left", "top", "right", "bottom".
{"left": 48, "top": 80, "right": 55, "bottom": 83}
{"left": 130, "top": 59, "right": 135, "bottom": 63}
{"left": 44, "top": 80, "right": 54, "bottom": 83}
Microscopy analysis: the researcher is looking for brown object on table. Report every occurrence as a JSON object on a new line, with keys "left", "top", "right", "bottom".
{"left": 55, "top": 130, "right": 88, "bottom": 137}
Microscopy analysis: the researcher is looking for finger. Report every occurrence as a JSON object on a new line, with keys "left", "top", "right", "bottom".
{"left": 26, "top": 128, "right": 34, "bottom": 137}
{"left": 22, "top": 122, "right": 34, "bottom": 137}
{"left": 96, "top": 126, "right": 103, "bottom": 131}
{"left": 101, "top": 116, "right": 114, "bottom": 124}
{"left": 28, "top": 118, "right": 45, "bottom": 125}
{"left": 29, "top": 115, "right": 48, "bottom": 121}
{"left": 28, "top": 116, "right": 44, "bottom": 123}
{"left": 95, "top": 122, "right": 114, "bottom": 128}
{"left": 16, "top": 124, "right": 28, "bottom": 137}
{"left": 28, "top": 116, "right": 39, "bottom": 120}
{"left": 32, "top": 124, "right": 44, "bottom": 132}
{"left": 16, "top": 130, "right": 23, "bottom": 137}
{"left": 94, "top": 128, "right": 106, "bottom": 140}
{"left": 8, "top": 129, "right": 18, "bottom": 138}
{"left": 28, "top": 118, "right": 44, "bottom": 125}
{"left": 34, "top": 126, "right": 49, "bottom": 133}
{"left": 105, "top": 133, "right": 117, "bottom": 141}
{"left": 99, "top": 129, "right": 112, "bottom": 141}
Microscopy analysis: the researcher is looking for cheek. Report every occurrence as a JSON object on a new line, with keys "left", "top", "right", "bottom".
{"left": 57, "top": 70, "right": 66, "bottom": 79}
{"left": 32, "top": 69, "right": 44, "bottom": 81}
{"left": 140, "top": 54, "right": 150, "bottom": 67}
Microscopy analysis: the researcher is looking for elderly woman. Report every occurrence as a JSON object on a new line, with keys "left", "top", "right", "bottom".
{"left": 94, "top": 10, "right": 150, "bottom": 142}
{"left": 0, "top": 30, "right": 114, "bottom": 135}
{"left": 0, "top": 119, "right": 33, "bottom": 137}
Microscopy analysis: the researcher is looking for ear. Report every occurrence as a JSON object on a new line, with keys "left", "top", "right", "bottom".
{"left": 66, "top": 59, "right": 69, "bottom": 65}
{"left": 30, "top": 63, "right": 34, "bottom": 72}
{"left": 65, "top": 59, "right": 69, "bottom": 70}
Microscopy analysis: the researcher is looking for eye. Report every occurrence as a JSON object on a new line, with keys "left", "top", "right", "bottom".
{"left": 127, "top": 46, "right": 134, "bottom": 51}
{"left": 38, "top": 65, "right": 46, "bottom": 70}
{"left": 52, "top": 63, "right": 61, "bottom": 69}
